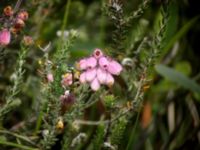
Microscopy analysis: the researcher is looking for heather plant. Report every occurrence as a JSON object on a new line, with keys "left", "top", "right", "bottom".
{"left": 0, "top": 0, "right": 200, "bottom": 150}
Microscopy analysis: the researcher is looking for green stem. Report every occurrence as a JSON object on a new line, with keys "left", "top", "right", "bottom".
{"left": 58, "top": 0, "right": 71, "bottom": 50}
{"left": 0, "top": 130, "right": 36, "bottom": 146}
{"left": 100, "top": 0, "right": 106, "bottom": 47}
{"left": 34, "top": 110, "right": 44, "bottom": 135}
{"left": 0, "top": 140, "right": 39, "bottom": 150}
{"left": 125, "top": 107, "right": 141, "bottom": 150}
{"left": 62, "top": 0, "right": 71, "bottom": 38}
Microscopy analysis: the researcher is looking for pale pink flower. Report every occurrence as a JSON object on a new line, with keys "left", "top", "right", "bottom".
{"left": 61, "top": 73, "right": 73, "bottom": 86}
{"left": 0, "top": 29, "right": 11, "bottom": 46}
{"left": 107, "top": 60, "right": 122, "bottom": 75}
{"left": 97, "top": 68, "right": 107, "bottom": 84}
{"left": 78, "top": 58, "right": 87, "bottom": 70}
{"left": 77, "top": 57, "right": 97, "bottom": 70}
{"left": 85, "top": 68, "right": 96, "bottom": 82}
{"left": 90, "top": 78, "right": 100, "bottom": 91}
{"left": 99, "top": 56, "right": 109, "bottom": 69}
{"left": 78, "top": 48, "right": 123, "bottom": 91}
{"left": 79, "top": 72, "right": 86, "bottom": 83}
{"left": 86, "top": 57, "right": 97, "bottom": 69}
{"left": 105, "top": 73, "right": 114, "bottom": 86}
{"left": 47, "top": 73, "right": 54, "bottom": 82}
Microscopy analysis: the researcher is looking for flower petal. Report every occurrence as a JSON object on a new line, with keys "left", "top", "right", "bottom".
{"left": 87, "top": 57, "right": 97, "bottom": 69}
{"left": 99, "top": 56, "right": 109, "bottom": 70}
{"left": 106, "top": 73, "right": 114, "bottom": 87}
{"left": 107, "top": 60, "right": 122, "bottom": 75}
{"left": 97, "top": 68, "right": 107, "bottom": 84}
{"left": 85, "top": 68, "right": 96, "bottom": 82}
{"left": 79, "top": 72, "right": 86, "bottom": 83}
{"left": 90, "top": 78, "right": 100, "bottom": 91}
{"left": 77, "top": 59, "right": 87, "bottom": 70}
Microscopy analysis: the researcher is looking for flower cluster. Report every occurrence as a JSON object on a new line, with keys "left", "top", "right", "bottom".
{"left": 77, "top": 49, "right": 123, "bottom": 91}
{"left": 0, "top": 6, "right": 29, "bottom": 46}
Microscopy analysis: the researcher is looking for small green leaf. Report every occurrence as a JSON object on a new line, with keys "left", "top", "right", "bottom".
{"left": 155, "top": 64, "right": 200, "bottom": 93}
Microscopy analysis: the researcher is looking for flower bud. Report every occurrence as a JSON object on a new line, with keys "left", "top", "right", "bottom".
{"left": 61, "top": 73, "right": 73, "bottom": 87}
{"left": 23, "top": 36, "right": 33, "bottom": 46}
{"left": 0, "top": 29, "right": 11, "bottom": 46}
{"left": 17, "top": 10, "right": 29, "bottom": 21}
{"left": 60, "top": 91, "right": 76, "bottom": 113}
{"left": 56, "top": 117, "right": 64, "bottom": 130}
{"left": 14, "top": 18, "right": 25, "bottom": 29}
{"left": 47, "top": 73, "right": 54, "bottom": 82}
{"left": 3, "top": 6, "right": 13, "bottom": 16}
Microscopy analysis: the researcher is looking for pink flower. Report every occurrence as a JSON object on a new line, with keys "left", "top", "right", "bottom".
{"left": 47, "top": 73, "right": 54, "bottom": 82}
{"left": 107, "top": 60, "right": 122, "bottom": 75}
{"left": 61, "top": 73, "right": 73, "bottom": 86}
{"left": 97, "top": 68, "right": 107, "bottom": 84}
{"left": 17, "top": 11, "right": 29, "bottom": 21}
{"left": 77, "top": 58, "right": 87, "bottom": 70}
{"left": 80, "top": 72, "right": 86, "bottom": 83}
{"left": 78, "top": 48, "right": 123, "bottom": 91}
{"left": 85, "top": 68, "right": 96, "bottom": 82}
{"left": 105, "top": 73, "right": 114, "bottom": 86}
{"left": 0, "top": 29, "right": 11, "bottom": 46}
{"left": 77, "top": 57, "right": 97, "bottom": 70}
{"left": 86, "top": 57, "right": 97, "bottom": 69}
{"left": 90, "top": 78, "right": 100, "bottom": 91}
{"left": 99, "top": 57, "right": 109, "bottom": 69}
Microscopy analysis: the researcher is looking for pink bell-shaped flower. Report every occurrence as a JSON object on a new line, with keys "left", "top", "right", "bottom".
{"left": 85, "top": 68, "right": 96, "bottom": 82}
{"left": 107, "top": 60, "right": 122, "bottom": 75}
{"left": 77, "top": 58, "right": 87, "bottom": 70}
{"left": 79, "top": 72, "right": 86, "bottom": 83}
{"left": 97, "top": 68, "right": 107, "bottom": 84}
{"left": 99, "top": 56, "right": 109, "bottom": 69}
{"left": 90, "top": 78, "right": 100, "bottom": 91}
{"left": 86, "top": 57, "right": 97, "bottom": 69}
{"left": 105, "top": 73, "right": 114, "bottom": 86}
{"left": 0, "top": 29, "right": 11, "bottom": 46}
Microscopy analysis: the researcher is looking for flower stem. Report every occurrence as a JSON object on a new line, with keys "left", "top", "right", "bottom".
{"left": 61, "top": 0, "right": 71, "bottom": 41}
{"left": 0, "top": 130, "right": 36, "bottom": 146}
{"left": 0, "top": 140, "right": 39, "bottom": 150}
{"left": 14, "top": 0, "right": 23, "bottom": 13}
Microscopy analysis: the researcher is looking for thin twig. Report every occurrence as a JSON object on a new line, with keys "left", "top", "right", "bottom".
{"left": 14, "top": 0, "right": 23, "bottom": 13}
{"left": 0, "top": 140, "right": 39, "bottom": 150}
{"left": 74, "top": 109, "right": 131, "bottom": 126}
{"left": 0, "top": 130, "right": 36, "bottom": 146}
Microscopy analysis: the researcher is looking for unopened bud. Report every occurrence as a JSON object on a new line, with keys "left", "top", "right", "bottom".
{"left": 23, "top": 36, "right": 33, "bottom": 46}
{"left": 47, "top": 73, "right": 54, "bottom": 82}
{"left": 14, "top": 18, "right": 25, "bottom": 29}
{"left": 0, "top": 29, "right": 11, "bottom": 46}
{"left": 3, "top": 6, "right": 13, "bottom": 16}
{"left": 17, "top": 10, "right": 29, "bottom": 21}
